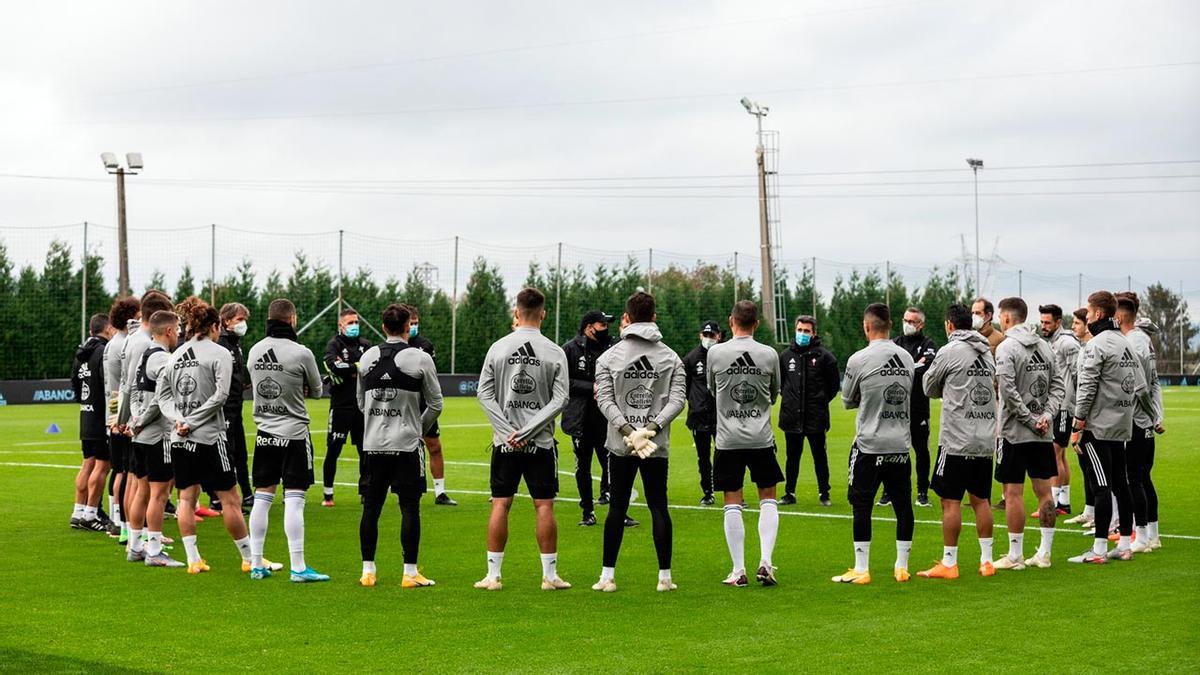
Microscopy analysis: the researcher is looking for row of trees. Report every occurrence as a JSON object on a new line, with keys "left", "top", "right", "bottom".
{"left": 1, "top": 238, "right": 1196, "bottom": 380}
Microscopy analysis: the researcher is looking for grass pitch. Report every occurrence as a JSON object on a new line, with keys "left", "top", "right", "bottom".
{"left": 2, "top": 390, "right": 1198, "bottom": 673}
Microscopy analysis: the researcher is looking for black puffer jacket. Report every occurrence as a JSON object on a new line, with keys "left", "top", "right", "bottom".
{"left": 681, "top": 344, "right": 716, "bottom": 433}
{"left": 894, "top": 332, "right": 938, "bottom": 421}
{"left": 560, "top": 332, "right": 610, "bottom": 438}
{"left": 778, "top": 336, "right": 840, "bottom": 434}
{"left": 218, "top": 330, "right": 248, "bottom": 412}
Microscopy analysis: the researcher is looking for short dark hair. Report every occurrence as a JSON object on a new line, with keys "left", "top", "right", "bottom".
{"left": 731, "top": 300, "right": 758, "bottom": 329}
{"left": 864, "top": 303, "right": 890, "bottom": 331}
{"left": 140, "top": 291, "right": 173, "bottom": 318}
{"left": 974, "top": 297, "right": 994, "bottom": 316}
{"left": 998, "top": 297, "right": 1027, "bottom": 322}
{"left": 1115, "top": 291, "right": 1140, "bottom": 314}
{"left": 795, "top": 314, "right": 817, "bottom": 330}
{"left": 1038, "top": 304, "right": 1063, "bottom": 321}
{"left": 267, "top": 298, "right": 296, "bottom": 321}
{"left": 219, "top": 302, "right": 249, "bottom": 323}
{"left": 625, "top": 291, "right": 655, "bottom": 323}
{"left": 1087, "top": 291, "right": 1117, "bottom": 319}
{"left": 945, "top": 303, "right": 972, "bottom": 330}
{"left": 516, "top": 287, "right": 545, "bottom": 319}
{"left": 381, "top": 303, "right": 411, "bottom": 335}
{"left": 109, "top": 296, "right": 141, "bottom": 329}
{"left": 400, "top": 304, "right": 420, "bottom": 321}
{"left": 89, "top": 313, "right": 110, "bottom": 336}
{"left": 149, "top": 310, "right": 178, "bottom": 335}
{"left": 1072, "top": 307, "right": 1088, "bottom": 323}
{"left": 904, "top": 306, "right": 924, "bottom": 321}
{"left": 338, "top": 308, "right": 358, "bottom": 320}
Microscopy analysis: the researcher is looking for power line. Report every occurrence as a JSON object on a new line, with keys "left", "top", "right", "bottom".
{"left": 65, "top": 60, "right": 1200, "bottom": 125}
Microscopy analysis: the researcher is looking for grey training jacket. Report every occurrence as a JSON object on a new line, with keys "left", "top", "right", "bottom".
{"left": 922, "top": 330, "right": 996, "bottom": 457}
{"left": 1050, "top": 327, "right": 1081, "bottom": 417}
{"left": 248, "top": 336, "right": 323, "bottom": 440}
{"left": 118, "top": 328, "right": 153, "bottom": 425}
{"left": 128, "top": 347, "right": 172, "bottom": 444}
{"left": 706, "top": 335, "right": 781, "bottom": 450}
{"left": 995, "top": 324, "right": 1065, "bottom": 443}
{"left": 842, "top": 339, "right": 914, "bottom": 455}
{"left": 476, "top": 327, "right": 569, "bottom": 450}
{"left": 1074, "top": 324, "right": 1146, "bottom": 441}
{"left": 594, "top": 322, "right": 686, "bottom": 458}
{"left": 156, "top": 337, "right": 232, "bottom": 445}
{"left": 356, "top": 337, "right": 443, "bottom": 454}
{"left": 1128, "top": 320, "right": 1164, "bottom": 428}
{"left": 103, "top": 329, "right": 128, "bottom": 421}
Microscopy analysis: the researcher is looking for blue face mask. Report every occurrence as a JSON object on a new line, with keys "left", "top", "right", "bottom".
{"left": 344, "top": 324, "right": 360, "bottom": 339}
{"left": 409, "top": 325, "right": 419, "bottom": 338}
{"left": 795, "top": 332, "right": 811, "bottom": 347}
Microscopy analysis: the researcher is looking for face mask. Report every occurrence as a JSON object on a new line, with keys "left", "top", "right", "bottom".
{"left": 701, "top": 337, "right": 717, "bottom": 349}
{"left": 902, "top": 323, "right": 918, "bottom": 337}
{"left": 345, "top": 324, "right": 360, "bottom": 339}
{"left": 409, "top": 325, "right": 419, "bottom": 338}
{"left": 795, "top": 332, "right": 811, "bottom": 347}
{"left": 594, "top": 328, "right": 610, "bottom": 344}
{"left": 971, "top": 315, "right": 985, "bottom": 331}
{"left": 231, "top": 321, "right": 247, "bottom": 337}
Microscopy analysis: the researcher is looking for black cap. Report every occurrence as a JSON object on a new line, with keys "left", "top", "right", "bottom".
{"left": 700, "top": 320, "right": 720, "bottom": 335}
{"left": 581, "top": 309, "right": 613, "bottom": 326}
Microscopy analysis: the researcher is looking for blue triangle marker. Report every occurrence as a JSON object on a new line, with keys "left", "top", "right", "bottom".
{"left": 46, "top": 423, "right": 61, "bottom": 434}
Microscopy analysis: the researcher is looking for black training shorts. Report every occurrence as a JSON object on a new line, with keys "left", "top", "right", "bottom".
{"left": 360, "top": 451, "right": 427, "bottom": 502}
{"left": 931, "top": 448, "right": 993, "bottom": 502}
{"left": 252, "top": 431, "right": 315, "bottom": 490}
{"left": 491, "top": 445, "right": 559, "bottom": 500}
{"left": 994, "top": 439, "right": 1056, "bottom": 484}
{"left": 172, "top": 439, "right": 237, "bottom": 492}
{"left": 713, "top": 446, "right": 784, "bottom": 493}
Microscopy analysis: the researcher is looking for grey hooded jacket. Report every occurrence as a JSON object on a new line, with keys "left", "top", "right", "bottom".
{"left": 995, "top": 323, "right": 1065, "bottom": 443}
{"left": 1128, "top": 319, "right": 1164, "bottom": 428}
{"left": 247, "top": 335, "right": 323, "bottom": 440}
{"left": 923, "top": 330, "right": 996, "bottom": 457}
{"left": 1049, "top": 327, "right": 1081, "bottom": 416}
{"left": 356, "top": 337, "right": 443, "bottom": 453}
{"left": 157, "top": 337, "right": 233, "bottom": 445}
{"left": 1074, "top": 323, "right": 1146, "bottom": 441}
{"left": 842, "top": 338, "right": 915, "bottom": 455}
{"left": 706, "top": 334, "right": 781, "bottom": 450}
{"left": 594, "top": 322, "right": 687, "bottom": 458}
{"left": 476, "top": 327, "right": 569, "bottom": 450}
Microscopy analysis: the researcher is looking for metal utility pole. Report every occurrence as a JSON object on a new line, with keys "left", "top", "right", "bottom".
{"left": 1018, "top": 269, "right": 1023, "bottom": 297}
{"left": 1078, "top": 273, "right": 1083, "bottom": 308}
{"left": 1182, "top": 281, "right": 1186, "bottom": 375}
{"left": 81, "top": 221, "right": 88, "bottom": 344}
{"left": 648, "top": 248, "right": 654, "bottom": 294}
{"left": 210, "top": 224, "right": 217, "bottom": 305}
{"left": 337, "top": 230, "right": 345, "bottom": 315}
{"left": 732, "top": 251, "right": 738, "bottom": 307}
{"left": 555, "top": 242, "right": 563, "bottom": 343}
{"left": 742, "top": 97, "right": 776, "bottom": 339}
{"left": 885, "top": 260, "right": 891, "bottom": 309}
{"left": 101, "top": 153, "right": 142, "bottom": 296}
{"left": 966, "top": 158, "right": 983, "bottom": 295}
{"left": 450, "top": 236, "right": 459, "bottom": 374}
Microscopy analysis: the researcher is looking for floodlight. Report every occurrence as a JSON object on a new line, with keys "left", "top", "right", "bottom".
{"left": 740, "top": 97, "right": 753, "bottom": 112}
{"left": 101, "top": 152, "right": 119, "bottom": 170}
{"left": 126, "top": 153, "right": 144, "bottom": 170}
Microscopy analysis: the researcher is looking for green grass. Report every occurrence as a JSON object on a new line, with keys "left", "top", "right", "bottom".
{"left": 2, "top": 390, "right": 1199, "bottom": 673}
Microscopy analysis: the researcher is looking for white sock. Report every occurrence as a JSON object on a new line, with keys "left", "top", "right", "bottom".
{"left": 404, "top": 563, "right": 418, "bottom": 576}
{"left": 110, "top": 497, "right": 122, "bottom": 526}
{"left": 1083, "top": 504, "right": 1095, "bottom": 518}
{"left": 1118, "top": 535, "right": 1131, "bottom": 551}
{"left": 182, "top": 535, "right": 200, "bottom": 564}
{"left": 895, "top": 540, "right": 912, "bottom": 570}
{"left": 1007, "top": 532, "right": 1024, "bottom": 561}
{"left": 284, "top": 489, "right": 306, "bottom": 572}
{"left": 854, "top": 541, "right": 871, "bottom": 573}
{"left": 363, "top": 561, "right": 376, "bottom": 575}
{"left": 234, "top": 536, "right": 252, "bottom": 563}
{"left": 146, "top": 531, "right": 163, "bottom": 557}
{"left": 1052, "top": 487, "right": 1061, "bottom": 504}
{"left": 723, "top": 505, "right": 745, "bottom": 572}
{"left": 540, "top": 552, "right": 558, "bottom": 580}
{"left": 487, "top": 551, "right": 504, "bottom": 579}
{"left": 129, "top": 528, "right": 144, "bottom": 553}
{"left": 1109, "top": 495, "right": 1119, "bottom": 531}
{"left": 434, "top": 478, "right": 446, "bottom": 496}
{"left": 1135, "top": 525, "right": 1147, "bottom": 543}
{"left": 1093, "top": 538, "right": 1107, "bottom": 555}
{"left": 1038, "top": 527, "right": 1055, "bottom": 558}
{"left": 600, "top": 566, "right": 615, "bottom": 583}
{"left": 658, "top": 568, "right": 672, "bottom": 582}
{"left": 249, "top": 491, "right": 273, "bottom": 568}
{"left": 979, "top": 537, "right": 993, "bottom": 563}
{"left": 73, "top": 503, "right": 85, "bottom": 518}
{"left": 1148, "top": 521, "right": 1159, "bottom": 540}
{"left": 83, "top": 505, "right": 97, "bottom": 521}
{"left": 942, "top": 545, "right": 958, "bottom": 567}
{"left": 1059, "top": 485, "right": 1070, "bottom": 504}
{"left": 323, "top": 488, "right": 333, "bottom": 499}
{"left": 758, "top": 499, "right": 779, "bottom": 568}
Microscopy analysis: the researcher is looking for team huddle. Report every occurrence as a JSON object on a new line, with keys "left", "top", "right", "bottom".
{"left": 67, "top": 284, "right": 1165, "bottom": 589}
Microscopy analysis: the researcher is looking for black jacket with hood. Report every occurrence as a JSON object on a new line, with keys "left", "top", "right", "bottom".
{"left": 778, "top": 336, "right": 840, "bottom": 434}
{"left": 560, "top": 329, "right": 611, "bottom": 438}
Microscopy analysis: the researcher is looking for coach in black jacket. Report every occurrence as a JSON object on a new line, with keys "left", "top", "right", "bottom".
{"left": 892, "top": 306, "right": 938, "bottom": 507}
{"left": 681, "top": 320, "right": 721, "bottom": 505}
{"left": 778, "top": 315, "right": 840, "bottom": 506}
{"left": 561, "top": 309, "right": 616, "bottom": 526}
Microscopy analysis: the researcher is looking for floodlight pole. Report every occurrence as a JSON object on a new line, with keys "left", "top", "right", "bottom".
{"left": 967, "top": 158, "right": 983, "bottom": 295}
{"left": 116, "top": 168, "right": 129, "bottom": 296}
{"left": 749, "top": 106, "right": 776, "bottom": 339}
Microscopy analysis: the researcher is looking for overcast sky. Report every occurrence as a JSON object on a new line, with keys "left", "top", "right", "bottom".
{"left": 0, "top": 0, "right": 1197, "bottom": 308}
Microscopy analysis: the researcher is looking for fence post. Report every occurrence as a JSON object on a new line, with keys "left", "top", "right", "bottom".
{"left": 1018, "top": 269, "right": 1023, "bottom": 297}
{"left": 811, "top": 256, "right": 817, "bottom": 320}
{"left": 450, "top": 236, "right": 459, "bottom": 374}
{"left": 732, "top": 251, "right": 738, "bottom": 306}
{"left": 1077, "top": 273, "right": 1082, "bottom": 308}
{"left": 885, "top": 260, "right": 891, "bottom": 308}
{"left": 1182, "top": 281, "right": 1186, "bottom": 375}
{"left": 210, "top": 224, "right": 216, "bottom": 306}
{"left": 337, "top": 229, "right": 344, "bottom": 315}
{"left": 81, "top": 221, "right": 88, "bottom": 344}
{"left": 555, "top": 242, "right": 562, "bottom": 344}
{"left": 647, "top": 248, "right": 654, "bottom": 294}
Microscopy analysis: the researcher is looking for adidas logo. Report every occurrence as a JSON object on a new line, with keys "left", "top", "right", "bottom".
{"left": 506, "top": 341, "right": 541, "bottom": 366}
{"left": 1025, "top": 349, "right": 1049, "bottom": 373}
{"left": 173, "top": 347, "right": 199, "bottom": 370}
{"left": 879, "top": 354, "right": 909, "bottom": 377}
{"left": 966, "top": 354, "right": 992, "bottom": 377}
{"left": 381, "top": 372, "right": 392, "bottom": 381}
{"left": 622, "top": 355, "right": 659, "bottom": 380}
{"left": 77, "top": 363, "right": 92, "bottom": 378}
{"left": 253, "top": 347, "right": 284, "bottom": 371}
{"left": 725, "top": 351, "right": 764, "bottom": 375}
{"left": 1118, "top": 348, "right": 1137, "bottom": 368}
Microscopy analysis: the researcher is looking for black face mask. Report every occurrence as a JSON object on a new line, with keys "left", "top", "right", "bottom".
{"left": 1087, "top": 317, "right": 1114, "bottom": 337}
{"left": 592, "top": 328, "right": 611, "bottom": 345}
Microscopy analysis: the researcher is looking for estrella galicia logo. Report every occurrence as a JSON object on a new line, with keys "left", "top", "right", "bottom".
{"left": 731, "top": 380, "right": 756, "bottom": 404}
{"left": 884, "top": 382, "right": 907, "bottom": 405}
{"left": 1121, "top": 374, "right": 1135, "bottom": 394}
{"left": 970, "top": 382, "right": 992, "bottom": 406}
{"left": 178, "top": 374, "right": 198, "bottom": 395}
{"left": 787, "top": 358, "right": 796, "bottom": 372}
{"left": 510, "top": 371, "right": 536, "bottom": 394}
{"left": 80, "top": 381, "right": 91, "bottom": 401}
{"left": 256, "top": 377, "right": 282, "bottom": 399}
{"left": 369, "top": 387, "right": 397, "bottom": 402}
{"left": 625, "top": 384, "right": 653, "bottom": 409}
{"left": 1028, "top": 376, "right": 1047, "bottom": 398}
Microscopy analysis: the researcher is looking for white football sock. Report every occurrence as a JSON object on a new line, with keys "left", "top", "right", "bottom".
{"left": 434, "top": 478, "right": 446, "bottom": 496}
{"left": 487, "top": 551, "right": 504, "bottom": 579}
{"left": 72, "top": 503, "right": 85, "bottom": 518}
{"left": 853, "top": 541, "right": 871, "bottom": 573}
{"left": 83, "top": 505, "right": 97, "bottom": 521}
{"left": 942, "top": 546, "right": 958, "bottom": 567}
{"left": 283, "top": 489, "right": 306, "bottom": 572}
{"left": 1148, "top": 521, "right": 1159, "bottom": 540}
{"left": 146, "top": 531, "right": 163, "bottom": 557}
{"left": 1136, "top": 525, "right": 1147, "bottom": 543}
{"left": 979, "top": 537, "right": 993, "bottom": 563}
{"left": 540, "top": 552, "right": 558, "bottom": 580}
{"left": 234, "top": 536, "right": 252, "bottom": 563}
{"left": 1092, "top": 538, "right": 1107, "bottom": 555}
{"left": 1083, "top": 504, "right": 1095, "bottom": 518}
{"left": 129, "top": 528, "right": 145, "bottom": 553}
{"left": 895, "top": 540, "right": 912, "bottom": 570}
{"left": 404, "top": 563, "right": 418, "bottom": 576}
{"left": 1118, "top": 535, "right": 1131, "bottom": 551}
{"left": 723, "top": 505, "right": 745, "bottom": 572}
{"left": 658, "top": 568, "right": 672, "bottom": 582}
{"left": 1007, "top": 532, "right": 1024, "bottom": 561}
{"left": 362, "top": 561, "right": 376, "bottom": 575}
{"left": 600, "top": 566, "right": 615, "bottom": 583}
{"left": 758, "top": 499, "right": 779, "bottom": 568}
{"left": 1059, "top": 485, "right": 1070, "bottom": 504}
{"left": 249, "top": 491, "right": 273, "bottom": 568}
{"left": 182, "top": 535, "right": 200, "bottom": 564}
{"left": 1037, "top": 527, "right": 1055, "bottom": 558}
{"left": 1052, "top": 487, "right": 1061, "bottom": 504}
